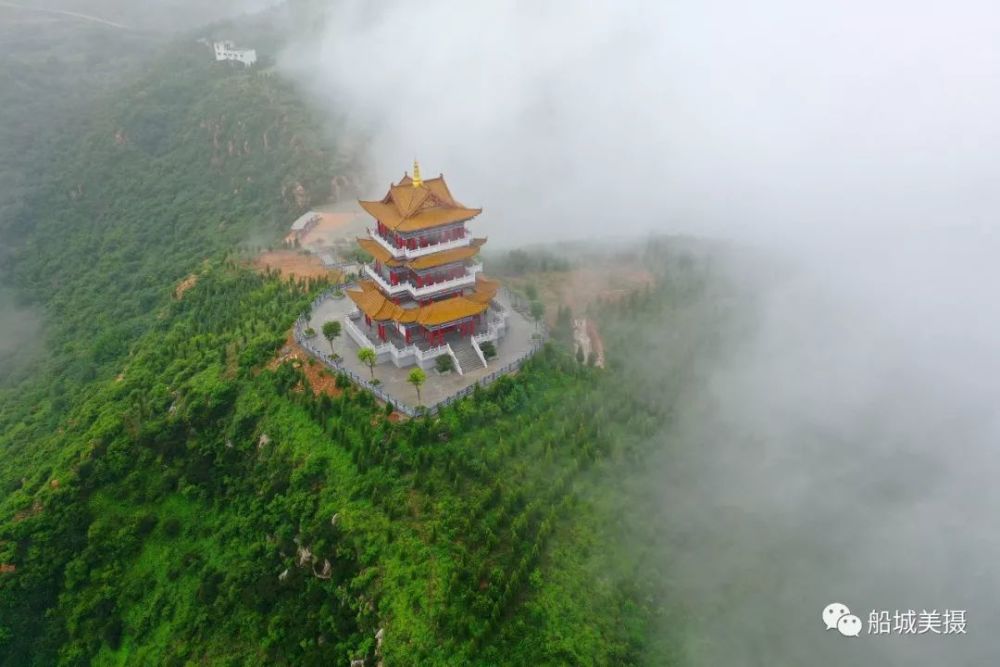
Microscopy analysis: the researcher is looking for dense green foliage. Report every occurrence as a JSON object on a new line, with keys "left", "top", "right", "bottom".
{"left": 0, "top": 16, "right": 731, "bottom": 665}
{"left": 1, "top": 254, "right": 720, "bottom": 664}
{"left": 0, "top": 38, "right": 350, "bottom": 489}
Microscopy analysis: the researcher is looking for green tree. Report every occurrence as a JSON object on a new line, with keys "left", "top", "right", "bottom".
{"left": 407, "top": 367, "right": 427, "bottom": 404}
{"left": 480, "top": 340, "right": 497, "bottom": 360}
{"left": 553, "top": 305, "right": 573, "bottom": 345}
{"left": 357, "top": 347, "right": 377, "bottom": 379}
{"left": 530, "top": 301, "right": 545, "bottom": 331}
{"left": 322, "top": 320, "right": 341, "bottom": 355}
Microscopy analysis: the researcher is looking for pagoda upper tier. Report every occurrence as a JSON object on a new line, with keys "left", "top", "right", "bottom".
{"left": 359, "top": 171, "right": 481, "bottom": 235}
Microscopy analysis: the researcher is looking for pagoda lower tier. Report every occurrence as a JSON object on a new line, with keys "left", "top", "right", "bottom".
{"left": 346, "top": 276, "right": 500, "bottom": 346}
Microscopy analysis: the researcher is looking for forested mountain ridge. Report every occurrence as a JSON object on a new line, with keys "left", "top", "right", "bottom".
{"left": 0, "top": 39, "right": 353, "bottom": 486}
{"left": 1, "top": 250, "right": 718, "bottom": 665}
{"left": 0, "top": 15, "right": 728, "bottom": 665}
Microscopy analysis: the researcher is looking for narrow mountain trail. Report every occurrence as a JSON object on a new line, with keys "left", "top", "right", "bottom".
{"left": 0, "top": 1, "right": 130, "bottom": 30}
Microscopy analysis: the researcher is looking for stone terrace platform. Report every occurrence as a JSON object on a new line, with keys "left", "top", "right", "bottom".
{"left": 307, "top": 290, "right": 538, "bottom": 409}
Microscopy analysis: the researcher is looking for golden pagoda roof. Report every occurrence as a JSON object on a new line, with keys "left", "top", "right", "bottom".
{"left": 466, "top": 275, "right": 501, "bottom": 304}
{"left": 407, "top": 240, "right": 485, "bottom": 270}
{"left": 359, "top": 173, "right": 481, "bottom": 233}
{"left": 356, "top": 237, "right": 401, "bottom": 266}
{"left": 357, "top": 237, "right": 487, "bottom": 270}
{"left": 347, "top": 278, "right": 496, "bottom": 326}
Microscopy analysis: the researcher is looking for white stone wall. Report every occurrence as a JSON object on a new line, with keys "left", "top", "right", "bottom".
{"left": 213, "top": 41, "right": 257, "bottom": 67}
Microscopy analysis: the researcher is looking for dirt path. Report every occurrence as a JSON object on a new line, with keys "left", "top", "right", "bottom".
{"left": 573, "top": 318, "right": 606, "bottom": 368}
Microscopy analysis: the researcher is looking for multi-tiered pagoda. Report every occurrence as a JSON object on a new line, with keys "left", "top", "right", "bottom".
{"left": 344, "top": 162, "right": 505, "bottom": 370}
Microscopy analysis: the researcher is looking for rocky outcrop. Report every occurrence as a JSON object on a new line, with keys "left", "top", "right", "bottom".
{"left": 296, "top": 544, "right": 313, "bottom": 568}
{"left": 312, "top": 559, "right": 332, "bottom": 579}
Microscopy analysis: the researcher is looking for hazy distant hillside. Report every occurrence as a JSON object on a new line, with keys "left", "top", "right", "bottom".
{"left": 0, "top": 0, "right": 277, "bottom": 32}
{"left": 0, "top": 31, "right": 353, "bottom": 442}
{"left": 0, "top": 0, "right": 307, "bottom": 235}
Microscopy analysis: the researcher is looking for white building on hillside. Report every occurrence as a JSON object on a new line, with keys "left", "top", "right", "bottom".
{"left": 213, "top": 41, "right": 257, "bottom": 67}
{"left": 284, "top": 211, "right": 321, "bottom": 244}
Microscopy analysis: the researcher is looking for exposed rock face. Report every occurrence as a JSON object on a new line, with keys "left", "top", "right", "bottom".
{"left": 330, "top": 513, "right": 340, "bottom": 527}
{"left": 313, "top": 559, "right": 332, "bottom": 580}
{"left": 278, "top": 568, "right": 288, "bottom": 582}
{"left": 258, "top": 433, "right": 271, "bottom": 449}
{"left": 293, "top": 182, "right": 309, "bottom": 208}
{"left": 296, "top": 544, "right": 313, "bottom": 567}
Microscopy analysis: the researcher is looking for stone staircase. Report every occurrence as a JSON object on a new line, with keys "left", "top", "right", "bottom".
{"left": 449, "top": 336, "right": 485, "bottom": 373}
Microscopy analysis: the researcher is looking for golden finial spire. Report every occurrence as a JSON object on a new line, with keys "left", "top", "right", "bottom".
{"left": 412, "top": 159, "right": 423, "bottom": 188}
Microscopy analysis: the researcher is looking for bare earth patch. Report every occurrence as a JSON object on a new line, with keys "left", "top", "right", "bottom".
{"left": 174, "top": 273, "right": 198, "bottom": 299}
{"left": 298, "top": 211, "right": 364, "bottom": 246}
{"left": 508, "top": 267, "right": 651, "bottom": 362}
{"left": 252, "top": 250, "right": 340, "bottom": 281}
{"left": 573, "top": 318, "right": 606, "bottom": 368}
{"left": 268, "top": 330, "right": 342, "bottom": 398}
{"left": 509, "top": 267, "right": 654, "bottom": 322}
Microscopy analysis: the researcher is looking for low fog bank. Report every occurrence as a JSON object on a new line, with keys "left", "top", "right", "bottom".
{"left": 623, "top": 230, "right": 1000, "bottom": 665}
{"left": 0, "top": 289, "right": 41, "bottom": 379}
{"left": 281, "top": 0, "right": 1000, "bottom": 249}
{"left": 283, "top": 2, "right": 1000, "bottom": 662}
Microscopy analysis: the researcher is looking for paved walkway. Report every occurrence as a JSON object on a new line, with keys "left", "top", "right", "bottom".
{"left": 308, "top": 292, "right": 538, "bottom": 407}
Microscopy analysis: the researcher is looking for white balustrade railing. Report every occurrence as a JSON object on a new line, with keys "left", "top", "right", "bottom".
{"left": 470, "top": 336, "right": 487, "bottom": 368}
{"left": 344, "top": 312, "right": 452, "bottom": 365}
{"left": 368, "top": 230, "right": 471, "bottom": 259}
{"left": 363, "top": 263, "right": 482, "bottom": 298}
{"left": 293, "top": 284, "right": 546, "bottom": 417}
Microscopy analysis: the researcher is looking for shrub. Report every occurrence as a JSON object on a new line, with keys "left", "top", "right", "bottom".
{"left": 480, "top": 341, "right": 497, "bottom": 359}
{"left": 162, "top": 517, "right": 182, "bottom": 538}
{"left": 435, "top": 354, "right": 455, "bottom": 373}
{"left": 135, "top": 513, "right": 158, "bottom": 537}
